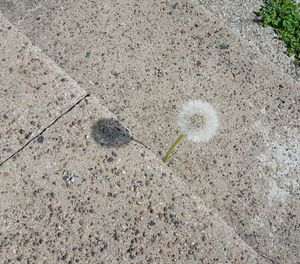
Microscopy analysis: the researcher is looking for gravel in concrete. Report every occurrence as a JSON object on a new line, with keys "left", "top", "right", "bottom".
{"left": 0, "top": 96, "right": 268, "bottom": 264}
{"left": 1, "top": 0, "right": 299, "bottom": 262}
{"left": 0, "top": 14, "right": 87, "bottom": 163}
{"left": 198, "top": 0, "right": 300, "bottom": 82}
{"left": 0, "top": 0, "right": 42, "bottom": 22}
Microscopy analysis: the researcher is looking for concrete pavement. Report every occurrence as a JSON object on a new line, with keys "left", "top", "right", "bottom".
{"left": 0, "top": 0, "right": 299, "bottom": 262}
{"left": 0, "top": 12, "right": 270, "bottom": 263}
{"left": 0, "top": 13, "right": 87, "bottom": 163}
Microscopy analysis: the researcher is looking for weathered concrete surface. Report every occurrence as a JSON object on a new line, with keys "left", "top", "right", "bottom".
{"left": 0, "top": 14, "right": 87, "bottom": 163}
{"left": 198, "top": 0, "right": 300, "bottom": 82}
{"left": 0, "top": 96, "right": 269, "bottom": 264}
{"left": 0, "top": 0, "right": 42, "bottom": 22}
{"left": 2, "top": 0, "right": 299, "bottom": 262}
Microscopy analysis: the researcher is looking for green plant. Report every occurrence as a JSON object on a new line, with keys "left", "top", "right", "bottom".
{"left": 256, "top": 0, "right": 300, "bottom": 61}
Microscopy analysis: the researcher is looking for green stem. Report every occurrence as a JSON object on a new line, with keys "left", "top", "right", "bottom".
{"left": 162, "top": 134, "right": 185, "bottom": 163}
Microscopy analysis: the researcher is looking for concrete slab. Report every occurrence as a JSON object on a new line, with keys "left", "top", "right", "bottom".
{"left": 0, "top": 96, "right": 268, "bottom": 264}
{"left": 198, "top": 0, "right": 300, "bottom": 82}
{"left": 4, "top": 0, "right": 300, "bottom": 262}
{"left": 0, "top": 14, "right": 87, "bottom": 163}
{"left": 0, "top": 0, "right": 42, "bottom": 23}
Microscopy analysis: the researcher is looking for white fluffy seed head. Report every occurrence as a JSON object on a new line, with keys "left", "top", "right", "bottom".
{"left": 178, "top": 100, "right": 219, "bottom": 143}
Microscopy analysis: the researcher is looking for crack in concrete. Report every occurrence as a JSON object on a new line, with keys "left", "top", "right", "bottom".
{"left": 0, "top": 94, "right": 90, "bottom": 167}
{"left": 0, "top": 3, "right": 293, "bottom": 262}
{"left": 0, "top": 92, "right": 282, "bottom": 264}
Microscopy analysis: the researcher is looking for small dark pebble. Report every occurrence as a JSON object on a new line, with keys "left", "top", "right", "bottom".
{"left": 133, "top": 229, "right": 140, "bottom": 235}
{"left": 3, "top": 113, "right": 9, "bottom": 119}
{"left": 37, "top": 136, "right": 44, "bottom": 143}
{"left": 97, "top": 240, "right": 108, "bottom": 251}
{"left": 148, "top": 220, "right": 156, "bottom": 227}
{"left": 107, "top": 157, "right": 114, "bottom": 162}
{"left": 128, "top": 252, "right": 135, "bottom": 260}
{"left": 196, "top": 61, "right": 201, "bottom": 66}
{"left": 113, "top": 230, "right": 120, "bottom": 241}
{"left": 25, "top": 133, "right": 32, "bottom": 140}
{"left": 170, "top": 214, "right": 181, "bottom": 228}
{"left": 218, "top": 43, "right": 229, "bottom": 49}
{"left": 111, "top": 71, "right": 120, "bottom": 78}
{"left": 85, "top": 51, "right": 91, "bottom": 58}
{"left": 112, "top": 151, "right": 118, "bottom": 157}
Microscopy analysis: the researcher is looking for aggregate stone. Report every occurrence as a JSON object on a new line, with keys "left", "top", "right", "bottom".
{"left": 0, "top": 96, "right": 268, "bottom": 263}
{"left": 0, "top": 0, "right": 42, "bottom": 22}
{"left": 0, "top": 14, "right": 87, "bottom": 163}
{"left": 198, "top": 0, "right": 300, "bottom": 82}
{"left": 1, "top": 0, "right": 299, "bottom": 262}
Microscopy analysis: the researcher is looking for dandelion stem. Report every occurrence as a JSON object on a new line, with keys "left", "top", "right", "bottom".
{"left": 162, "top": 134, "right": 185, "bottom": 163}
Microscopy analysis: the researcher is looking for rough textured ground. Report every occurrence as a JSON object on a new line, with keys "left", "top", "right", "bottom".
{"left": 0, "top": 0, "right": 299, "bottom": 263}
{"left": 0, "top": 14, "right": 87, "bottom": 163}
{"left": 0, "top": 95, "right": 269, "bottom": 264}
{"left": 198, "top": 0, "right": 300, "bottom": 82}
{"left": 0, "top": 0, "right": 42, "bottom": 22}
{"left": 3, "top": 0, "right": 298, "bottom": 262}
{"left": 0, "top": 12, "right": 271, "bottom": 264}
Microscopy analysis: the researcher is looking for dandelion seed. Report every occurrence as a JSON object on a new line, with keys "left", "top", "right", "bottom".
{"left": 178, "top": 100, "right": 219, "bottom": 143}
{"left": 162, "top": 100, "right": 219, "bottom": 163}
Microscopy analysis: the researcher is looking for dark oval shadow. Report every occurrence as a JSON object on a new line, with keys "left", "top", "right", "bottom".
{"left": 91, "top": 118, "right": 132, "bottom": 148}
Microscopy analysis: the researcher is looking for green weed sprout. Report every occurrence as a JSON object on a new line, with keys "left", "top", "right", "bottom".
{"left": 257, "top": 0, "right": 300, "bottom": 61}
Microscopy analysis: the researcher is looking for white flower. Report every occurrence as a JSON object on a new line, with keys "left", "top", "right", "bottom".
{"left": 178, "top": 100, "right": 219, "bottom": 143}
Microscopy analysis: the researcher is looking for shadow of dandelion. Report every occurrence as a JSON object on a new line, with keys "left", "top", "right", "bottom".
{"left": 91, "top": 118, "right": 132, "bottom": 148}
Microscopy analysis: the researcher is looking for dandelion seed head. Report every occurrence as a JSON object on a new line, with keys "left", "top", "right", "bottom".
{"left": 178, "top": 100, "right": 219, "bottom": 143}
